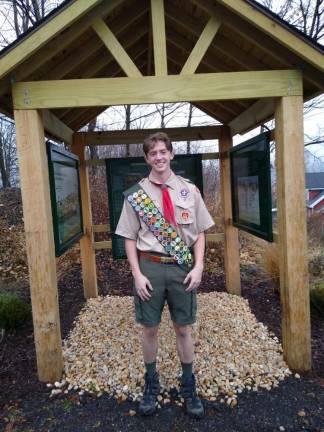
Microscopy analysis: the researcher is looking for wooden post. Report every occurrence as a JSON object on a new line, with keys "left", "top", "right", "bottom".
{"left": 72, "top": 133, "right": 98, "bottom": 298}
{"left": 219, "top": 126, "right": 241, "bottom": 295}
{"left": 275, "top": 96, "right": 311, "bottom": 371}
{"left": 14, "top": 109, "right": 63, "bottom": 382}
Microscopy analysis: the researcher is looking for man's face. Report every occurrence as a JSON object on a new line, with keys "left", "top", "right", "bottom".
{"left": 144, "top": 140, "right": 174, "bottom": 176}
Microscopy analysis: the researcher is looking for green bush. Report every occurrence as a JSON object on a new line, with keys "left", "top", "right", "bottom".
{"left": 310, "top": 282, "right": 324, "bottom": 316}
{"left": 0, "top": 292, "right": 31, "bottom": 330}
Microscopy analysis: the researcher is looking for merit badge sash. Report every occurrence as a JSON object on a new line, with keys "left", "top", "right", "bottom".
{"left": 123, "top": 183, "right": 193, "bottom": 268}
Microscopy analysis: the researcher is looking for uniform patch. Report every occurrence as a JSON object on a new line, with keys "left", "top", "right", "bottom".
{"left": 181, "top": 211, "right": 189, "bottom": 221}
{"left": 180, "top": 188, "right": 189, "bottom": 198}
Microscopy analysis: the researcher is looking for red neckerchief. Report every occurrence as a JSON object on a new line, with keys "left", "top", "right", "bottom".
{"left": 149, "top": 172, "right": 177, "bottom": 227}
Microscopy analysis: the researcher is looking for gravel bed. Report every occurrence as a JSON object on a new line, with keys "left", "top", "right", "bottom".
{"left": 61, "top": 292, "right": 292, "bottom": 406}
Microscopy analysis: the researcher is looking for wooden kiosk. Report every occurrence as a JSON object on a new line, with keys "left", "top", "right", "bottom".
{"left": 0, "top": 0, "right": 323, "bottom": 382}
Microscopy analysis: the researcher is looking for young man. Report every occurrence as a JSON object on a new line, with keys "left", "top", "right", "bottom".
{"left": 115, "top": 132, "right": 214, "bottom": 418}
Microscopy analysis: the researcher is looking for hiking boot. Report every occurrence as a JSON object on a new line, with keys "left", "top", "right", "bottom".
{"left": 180, "top": 374, "right": 204, "bottom": 418}
{"left": 138, "top": 372, "right": 160, "bottom": 416}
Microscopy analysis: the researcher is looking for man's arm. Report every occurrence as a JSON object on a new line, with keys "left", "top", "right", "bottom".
{"left": 184, "top": 232, "right": 205, "bottom": 292}
{"left": 125, "top": 238, "right": 153, "bottom": 301}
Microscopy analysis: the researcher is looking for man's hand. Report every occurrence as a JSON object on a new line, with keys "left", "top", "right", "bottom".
{"left": 134, "top": 272, "right": 153, "bottom": 301}
{"left": 184, "top": 264, "right": 203, "bottom": 292}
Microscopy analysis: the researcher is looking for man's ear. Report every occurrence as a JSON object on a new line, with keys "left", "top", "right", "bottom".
{"left": 143, "top": 153, "right": 148, "bottom": 163}
{"left": 170, "top": 151, "right": 175, "bottom": 160}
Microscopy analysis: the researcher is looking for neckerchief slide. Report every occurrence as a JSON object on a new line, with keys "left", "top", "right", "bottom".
{"left": 123, "top": 183, "right": 193, "bottom": 270}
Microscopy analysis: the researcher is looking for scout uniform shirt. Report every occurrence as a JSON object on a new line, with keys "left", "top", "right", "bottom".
{"left": 115, "top": 172, "right": 215, "bottom": 254}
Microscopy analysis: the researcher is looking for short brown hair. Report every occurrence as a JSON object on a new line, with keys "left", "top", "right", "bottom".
{"left": 143, "top": 132, "right": 173, "bottom": 155}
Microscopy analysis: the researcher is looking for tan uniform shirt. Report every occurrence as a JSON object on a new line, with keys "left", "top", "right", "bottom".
{"left": 115, "top": 173, "right": 214, "bottom": 254}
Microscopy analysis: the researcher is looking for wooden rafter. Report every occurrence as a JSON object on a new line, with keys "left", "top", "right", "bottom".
{"left": 0, "top": 0, "right": 125, "bottom": 94}
{"left": 229, "top": 98, "right": 275, "bottom": 135}
{"left": 216, "top": 0, "right": 324, "bottom": 72}
{"left": 181, "top": 15, "right": 222, "bottom": 75}
{"left": 45, "top": 7, "right": 149, "bottom": 81}
{"left": 13, "top": 70, "right": 302, "bottom": 110}
{"left": 92, "top": 17, "right": 142, "bottom": 77}
{"left": 165, "top": 4, "right": 266, "bottom": 71}
{"left": 0, "top": 0, "right": 106, "bottom": 80}
{"left": 191, "top": 0, "right": 324, "bottom": 90}
{"left": 151, "top": 0, "right": 168, "bottom": 76}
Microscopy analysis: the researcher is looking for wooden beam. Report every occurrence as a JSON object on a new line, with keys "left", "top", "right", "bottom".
{"left": 76, "top": 126, "right": 222, "bottom": 146}
{"left": 181, "top": 16, "right": 221, "bottom": 75}
{"left": 219, "top": 126, "right": 241, "bottom": 295}
{"left": 13, "top": 109, "right": 63, "bottom": 382}
{"left": 13, "top": 70, "right": 303, "bottom": 109}
{"left": 229, "top": 98, "right": 275, "bottom": 136}
{"left": 215, "top": 0, "right": 324, "bottom": 73}
{"left": 275, "top": 96, "right": 311, "bottom": 371}
{"left": 0, "top": 0, "right": 104, "bottom": 80}
{"left": 71, "top": 133, "right": 98, "bottom": 299}
{"left": 91, "top": 17, "right": 142, "bottom": 78}
{"left": 151, "top": 0, "right": 168, "bottom": 76}
{"left": 42, "top": 110, "right": 73, "bottom": 144}
{"left": 0, "top": 0, "right": 125, "bottom": 95}
{"left": 166, "top": 4, "right": 266, "bottom": 72}
{"left": 190, "top": 0, "right": 324, "bottom": 90}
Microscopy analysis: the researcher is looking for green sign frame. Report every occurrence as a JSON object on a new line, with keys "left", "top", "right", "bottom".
{"left": 230, "top": 132, "right": 273, "bottom": 242}
{"left": 47, "top": 143, "right": 84, "bottom": 256}
{"left": 106, "top": 154, "right": 203, "bottom": 259}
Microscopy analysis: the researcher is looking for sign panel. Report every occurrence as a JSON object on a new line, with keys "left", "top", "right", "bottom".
{"left": 106, "top": 155, "right": 203, "bottom": 259}
{"left": 47, "top": 143, "right": 84, "bottom": 256}
{"left": 230, "top": 132, "right": 273, "bottom": 241}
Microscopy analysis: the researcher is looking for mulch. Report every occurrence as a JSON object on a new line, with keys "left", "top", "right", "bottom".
{"left": 0, "top": 251, "right": 324, "bottom": 432}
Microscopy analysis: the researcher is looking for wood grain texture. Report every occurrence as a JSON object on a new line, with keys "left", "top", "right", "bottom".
{"left": 76, "top": 126, "right": 222, "bottom": 146}
{"left": 12, "top": 70, "right": 303, "bottom": 109}
{"left": 72, "top": 134, "right": 98, "bottom": 299}
{"left": 92, "top": 17, "right": 142, "bottom": 78}
{"left": 42, "top": 110, "right": 73, "bottom": 144}
{"left": 151, "top": 0, "right": 168, "bottom": 75}
{"left": 216, "top": 0, "right": 324, "bottom": 72}
{"left": 219, "top": 126, "right": 241, "bottom": 295}
{"left": 181, "top": 15, "right": 221, "bottom": 75}
{"left": 13, "top": 109, "right": 63, "bottom": 382}
{"left": 229, "top": 98, "right": 275, "bottom": 135}
{"left": 0, "top": 0, "right": 103, "bottom": 80}
{"left": 275, "top": 96, "right": 311, "bottom": 371}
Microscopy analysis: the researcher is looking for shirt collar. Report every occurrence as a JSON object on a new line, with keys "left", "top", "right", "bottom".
{"left": 148, "top": 171, "right": 176, "bottom": 189}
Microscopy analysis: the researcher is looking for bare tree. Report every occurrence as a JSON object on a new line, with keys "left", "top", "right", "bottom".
{"left": 0, "top": 0, "right": 62, "bottom": 48}
{"left": 0, "top": 115, "right": 18, "bottom": 187}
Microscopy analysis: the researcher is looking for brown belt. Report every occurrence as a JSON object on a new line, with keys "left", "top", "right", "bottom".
{"left": 139, "top": 251, "right": 177, "bottom": 265}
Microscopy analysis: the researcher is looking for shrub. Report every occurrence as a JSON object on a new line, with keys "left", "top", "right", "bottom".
{"left": 0, "top": 292, "right": 31, "bottom": 330}
{"left": 310, "top": 281, "right": 324, "bottom": 316}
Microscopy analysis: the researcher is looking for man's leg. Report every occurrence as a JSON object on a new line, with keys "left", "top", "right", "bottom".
{"left": 139, "top": 324, "right": 160, "bottom": 416}
{"left": 173, "top": 323, "right": 204, "bottom": 418}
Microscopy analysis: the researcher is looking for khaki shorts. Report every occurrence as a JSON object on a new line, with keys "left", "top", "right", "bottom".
{"left": 133, "top": 254, "right": 197, "bottom": 327}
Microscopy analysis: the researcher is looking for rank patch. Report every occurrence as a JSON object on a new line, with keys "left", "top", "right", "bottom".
{"left": 180, "top": 188, "right": 189, "bottom": 198}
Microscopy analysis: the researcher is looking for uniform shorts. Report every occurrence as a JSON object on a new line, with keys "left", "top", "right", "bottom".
{"left": 133, "top": 254, "right": 197, "bottom": 327}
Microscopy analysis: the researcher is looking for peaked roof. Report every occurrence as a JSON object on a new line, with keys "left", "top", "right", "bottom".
{"left": 306, "top": 172, "right": 324, "bottom": 189}
{"left": 0, "top": 0, "right": 323, "bottom": 137}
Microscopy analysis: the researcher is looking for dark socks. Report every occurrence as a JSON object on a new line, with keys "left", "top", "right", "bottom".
{"left": 181, "top": 362, "right": 193, "bottom": 378}
{"left": 145, "top": 361, "right": 157, "bottom": 376}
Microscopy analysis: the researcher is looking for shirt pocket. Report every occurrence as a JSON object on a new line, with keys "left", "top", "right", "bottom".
{"left": 174, "top": 199, "right": 194, "bottom": 225}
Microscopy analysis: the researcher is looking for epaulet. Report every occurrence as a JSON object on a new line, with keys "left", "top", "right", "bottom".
{"left": 177, "top": 175, "right": 194, "bottom": 184}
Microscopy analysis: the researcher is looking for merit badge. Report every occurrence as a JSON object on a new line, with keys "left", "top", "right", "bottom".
{"left": 180, "top": 188, "right": 189, "bottom": 198}
{"left": 139, "top": 210, "right": 144, "bottom": 217}
{"left": 138, "top": 189, "right": 144, "bottom": 196}
{"left": 181, "top": 211, "right": 189, "bottom": 221}
{"left": 127, "top": 195, "right": 133, "bottom": 202}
